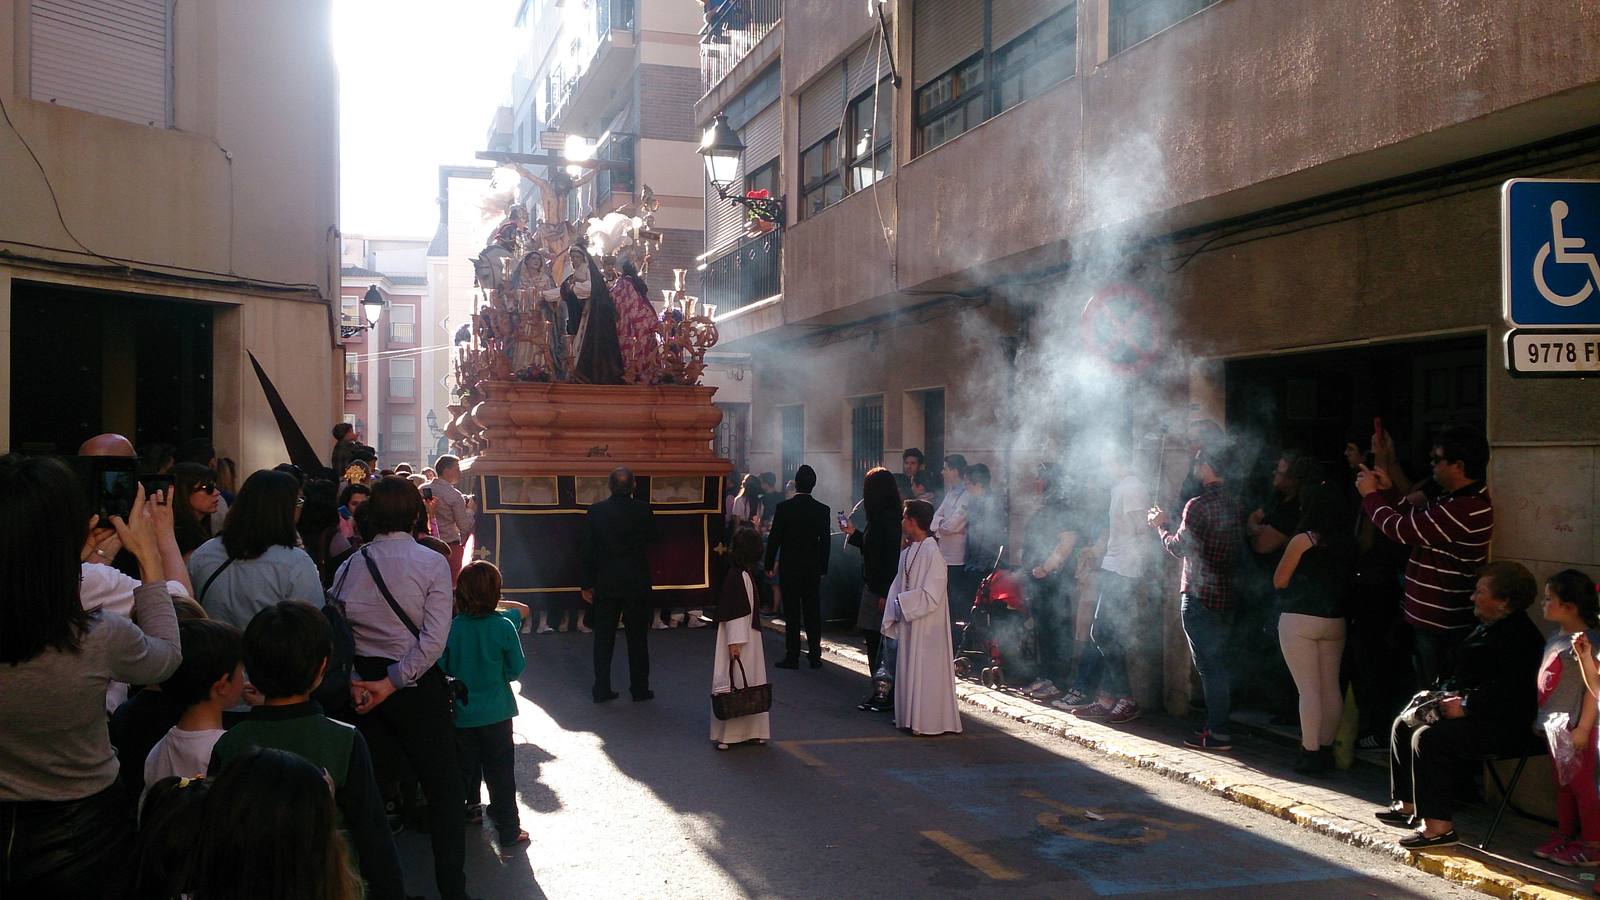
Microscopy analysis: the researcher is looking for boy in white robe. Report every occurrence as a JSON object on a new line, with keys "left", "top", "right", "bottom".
{"left": 883, "top": 499, "right": 963, "bottom": 736}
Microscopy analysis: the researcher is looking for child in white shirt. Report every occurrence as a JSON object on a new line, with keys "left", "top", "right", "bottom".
{"left": 142, "top": 619, "right": 245, "bottom": 804}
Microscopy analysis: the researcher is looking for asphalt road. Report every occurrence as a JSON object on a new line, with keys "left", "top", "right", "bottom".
{"left": 397, "top": 624, "right": 1467, "bottom": 899}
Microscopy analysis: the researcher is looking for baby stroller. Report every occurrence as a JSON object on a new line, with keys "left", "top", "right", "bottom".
{"left": 953, "top": 546, "right": 1036, "bottom": 688}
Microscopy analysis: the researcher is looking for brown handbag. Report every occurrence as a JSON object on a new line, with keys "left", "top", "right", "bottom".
{"left": 711, "top": 658, "right": 772, "bottom": 721}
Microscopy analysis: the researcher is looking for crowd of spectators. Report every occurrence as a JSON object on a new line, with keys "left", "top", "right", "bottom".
{"left": 0, "top": 428, "right": 527, "bottom": 899}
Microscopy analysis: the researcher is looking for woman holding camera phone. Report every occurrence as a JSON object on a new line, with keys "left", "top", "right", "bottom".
{"left": 0, "top": 458, "right": 182, "bottom": 899}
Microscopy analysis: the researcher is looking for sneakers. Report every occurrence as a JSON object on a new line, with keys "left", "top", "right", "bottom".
{"left": 1535, "top": 832, "right": 1575, "bottom": 860}
{"left": 1073, "top": 702, "right": 1113, "bottom": 719}
{"left": 686, "top": 612, "right": 708, "bottom": 629}
{"left": 1106, "top": 699, "right": 1141, "bottom": 724}
{"left": 1552, "top": 841, "right": 1600, "bottom": 868}
{"left": 1184, "top": 728, "right": 1233, "bottom": 752}
{"left": 1051, "top": 690, "right": 1094, "bottom": 711}
{"left": 1356, "top": 734, "right": 1385, "bottom": 752}
{"left": 1025, "top": 680, "right": 1062, "bottom": 700}
{"left": 576, "top": 621, "right": 592, "bottom": 634}
{"left": 536, "top": 624, "right": 555, "bottom": 634}
{"left": 651, "top": 618, "right": 669, "bottom": 630}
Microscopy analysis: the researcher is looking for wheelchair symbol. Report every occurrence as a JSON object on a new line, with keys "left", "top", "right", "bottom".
{"left": 1534, "top": 200, "right": 1600, "bottom": 307}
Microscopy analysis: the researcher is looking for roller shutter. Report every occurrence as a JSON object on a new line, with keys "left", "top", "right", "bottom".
{"left": 705, "top": 165, "right": 745, "bottom": 255}
{"left": 741, "top": 101, "right": 781, "bottom": 170}
{"left": 846, "top": 38, "right": 887, "bottom": 100}
{"left": 30, "top": 0, "right": 171, "bottom": 127}
{"left": 797, "top": 66, "right": 845, "bottom": 151}
{"left": 912, "top": 0, "right": 983, "bottom": 89}
{"left": 992, "top": 0, "right": 1071, "bottom": 49}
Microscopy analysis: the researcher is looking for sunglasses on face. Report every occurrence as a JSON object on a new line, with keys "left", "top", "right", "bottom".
{"left": 192, "top": 483, "right": 218, "bottom": 494}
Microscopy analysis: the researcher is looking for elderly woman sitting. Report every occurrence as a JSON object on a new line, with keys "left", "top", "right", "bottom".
{"left": 1376, "top": 561, "right": 1544, "bottom": 849}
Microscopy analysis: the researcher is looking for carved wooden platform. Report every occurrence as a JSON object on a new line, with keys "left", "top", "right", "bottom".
{"left": 456, "top": 381, "right": 731, "bottom": 477}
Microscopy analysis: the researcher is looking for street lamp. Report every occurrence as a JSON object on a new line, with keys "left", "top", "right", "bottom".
{"left": 342, "top": 284, "right": 388, "bottom": 340}
{"left": 698, "top": 113, "right": 783, "bottom": 230}
{"left": 361, "top": 284, "right": 386, "bottom": 326}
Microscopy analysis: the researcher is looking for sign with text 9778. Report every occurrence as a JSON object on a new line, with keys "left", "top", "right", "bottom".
{"left": 1504, "top": 329, "right": 1600, "bottom": 378}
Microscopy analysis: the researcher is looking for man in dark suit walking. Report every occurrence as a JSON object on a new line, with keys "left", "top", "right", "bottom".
{"left": 764, "top": 465, "right": 831, "bottom": 669}
{"left": 581, "top": 467, "right": 657, "bottom": 702}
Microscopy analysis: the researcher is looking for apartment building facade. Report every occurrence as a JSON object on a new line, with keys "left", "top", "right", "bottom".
{"left": 490, "top": 0, "right": 706, "bottom": 288}
{"left": 700, "top": 0, "right": 1600, "bottom": 710}
{"left": 339, "top": 235, "right": 431, "bottom": 469}
{"left": 1, "top": 0, "right": 340, "bottom": 471}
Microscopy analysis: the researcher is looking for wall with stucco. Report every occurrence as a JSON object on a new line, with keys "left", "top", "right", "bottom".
{"left": 1, "top": 0, "right": 339, "bottom": 472}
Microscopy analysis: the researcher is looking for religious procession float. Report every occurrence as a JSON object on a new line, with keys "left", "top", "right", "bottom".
{"left": 446, "top": 186, "right": 731, "bottom": 609}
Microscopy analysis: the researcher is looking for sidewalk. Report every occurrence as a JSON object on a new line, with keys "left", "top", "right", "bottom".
{"left": 782, "top": 620, "right": 1592, "bottom": 899}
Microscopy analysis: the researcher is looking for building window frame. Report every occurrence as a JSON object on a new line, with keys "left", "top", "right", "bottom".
{"left": 389, "top": 304, "right": 416, "bottom": 344}
{"left": 779, "top": 404, "right": 805, "bottom": 486}
{"left": 846, "top": 78, "right": 894, "bottom": 192}
{"left": 992, "top": 10, "right": 1077, "bottom": 114}
{"left": 388, "top": 358, "right": 415, "bottom": 400}
{"left": 800, "top": 133, "right": 843, "bottom": 220}
{"left": 849, "top": 396, "right": 885, "bottom": 502}
{"left": 913, "top": 3, "right": 1079, "bottom": 157}
{"left": 914, "top": 53, "right": 987, "bottom": 155}
{"left": 1109, "top": 0, "right": 1221, "bottom": 57}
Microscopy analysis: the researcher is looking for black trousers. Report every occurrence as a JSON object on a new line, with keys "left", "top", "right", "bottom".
{"left": 1347, "top": 578, "right": 1409, "bottom": 735}
{"left": 593, "top": 594, "right": 651, "bottom": 698}
{"left": 0, "top": 781, "right": 133, "bottom": 900}
{"left": 353, "top": 660, "right": 467, "bottom": 900}
{"left": 1389, "top": 715, "right": 1509, "bottom": 822}
{"left": 456, "top": 718, "right": 519, "bottom": 840}
{"left": 780, "top": 572, "right": 822, "bottom": 663}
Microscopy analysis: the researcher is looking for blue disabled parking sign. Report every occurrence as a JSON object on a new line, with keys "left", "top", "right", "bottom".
{"left": 1503, "top": 179, "right": 1600, "bottom": 327}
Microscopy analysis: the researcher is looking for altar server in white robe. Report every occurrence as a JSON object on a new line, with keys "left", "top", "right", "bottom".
{"left": 882, "top": 499, "right": 962, "bottom": 736}
{"left": 710, "top": 527, "right": 771, "bottom": 749}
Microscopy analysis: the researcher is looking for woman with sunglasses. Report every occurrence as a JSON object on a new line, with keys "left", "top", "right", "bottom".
{"left": 187, "top": 469, "right": 323, "bottom": 631}
{"left": 171, "top": 462, "right": 219, "bottom": 560}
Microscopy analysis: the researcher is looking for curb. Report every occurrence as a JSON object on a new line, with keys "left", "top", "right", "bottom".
{"left": 782, "top": 623, "right": 1581, "bottom": 899}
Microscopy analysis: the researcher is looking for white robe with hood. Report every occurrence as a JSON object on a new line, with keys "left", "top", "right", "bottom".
{"left": 882, "top": 537, "right": 962, "bottom": 736}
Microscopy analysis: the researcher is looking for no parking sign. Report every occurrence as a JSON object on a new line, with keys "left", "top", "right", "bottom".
{"left": 1080, "top": 282, "right": 1162, "bottom": 376}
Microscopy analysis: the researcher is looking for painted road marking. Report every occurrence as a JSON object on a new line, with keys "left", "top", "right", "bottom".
{"left": 921, "top": 830, "right": 1025, "bottom": 881}
{"left": 1021, "top": 788, "right": 1198, "bottom": 846}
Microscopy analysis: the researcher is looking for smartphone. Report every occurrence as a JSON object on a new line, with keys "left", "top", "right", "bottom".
{"left": 68, "top": 456, "right": 139, "bottom": 523}
{"left": 420, "top": 486, "right": 434, "bottom": 501}
{"left": 837, "top": 511, "right": 850, "bottom": 530}
{"left": 141, "top": 473, "right": 176, "bottom": 498}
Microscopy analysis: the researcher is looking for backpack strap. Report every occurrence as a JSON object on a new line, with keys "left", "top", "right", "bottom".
{"left": 198, "top": 556, "right": 235, "bottom": 604}
{"left": 361, "top": 547, "right": 420, "bottom": 639}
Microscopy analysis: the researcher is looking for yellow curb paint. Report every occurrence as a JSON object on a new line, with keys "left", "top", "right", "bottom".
{"left": 921, "top": 830, "right": 1024, "bottom": 881}
{"left": 773, "top": 741, "right": 831, "bottom": 770}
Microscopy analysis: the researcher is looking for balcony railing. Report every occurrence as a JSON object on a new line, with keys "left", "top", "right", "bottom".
{"left": 545, "top": 0, "right": 637, "bottom": 123}
{"left": 700, "top": 229, "right": 781, "bottom": 316}
{"left": 700, "top": 0, "right": 781, "bottom": 93}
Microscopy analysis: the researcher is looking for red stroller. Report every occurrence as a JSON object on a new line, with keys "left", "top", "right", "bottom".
{"left": 953, "top": 546, "right": 1037, "bottom": 688}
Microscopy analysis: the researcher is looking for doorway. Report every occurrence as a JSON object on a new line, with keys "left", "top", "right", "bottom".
{"left": 1223, "top": 333, "right": 1487, "bottom": 482}
{"left": 10, "top": 280, "right": 214, "bottom": 454}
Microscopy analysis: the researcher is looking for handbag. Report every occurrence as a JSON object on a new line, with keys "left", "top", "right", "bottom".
{"left": 359, "top": 548, "right": 468, "bottom": 717}
{"left": 711, "top": 658, "right": 772, "bottom": 721}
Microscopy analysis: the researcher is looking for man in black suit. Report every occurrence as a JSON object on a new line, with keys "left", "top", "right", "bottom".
{"left": 764, "top": 464, "right": 831, "bottom": 669}
{"left": 581, "top": 467, "right": 657, "bottom": 702}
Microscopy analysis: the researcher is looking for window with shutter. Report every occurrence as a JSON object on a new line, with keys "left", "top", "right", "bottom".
{"left": 1109, "top": 0, "right": 1220, "bottom": 56}
{"left": 913, "top": 1, "right": 1078, "bottom": 156}
{"left": 798, "top": 65, "right": 846, "bottom": 220}
{"left": 29, "top": 0, "right": 172, "bottom": 127}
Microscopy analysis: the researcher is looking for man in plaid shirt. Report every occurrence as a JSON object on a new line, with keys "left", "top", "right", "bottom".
{"left": 1151, "top": 446, "right": 1244, "bottom": 752}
